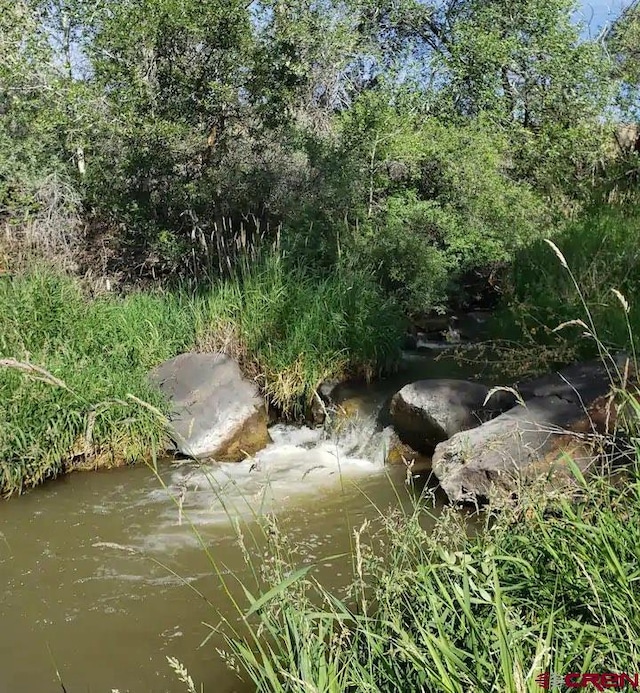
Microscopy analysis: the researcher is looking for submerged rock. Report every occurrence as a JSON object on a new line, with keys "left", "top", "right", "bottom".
{"left": 432, "top": 360, "right": 616, "bottom": 505}
{"left": 149, "top": 352, "right": 271, "bottom": 461}
{"left": 385, "top": 434, "right": 432, "bottom": 474}
{"left": 306, "top": 394, "right": 327, "bottom": 427}
{"left": 390, "top": 379, "right": 511, "bottom": 453}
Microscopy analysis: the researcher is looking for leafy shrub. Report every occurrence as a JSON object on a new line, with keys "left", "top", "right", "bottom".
{"left": 316, "top": 99, "right": 551, "bottom": 312}
{"left": 495, "top": 203, "right": 640, "bottom": 357}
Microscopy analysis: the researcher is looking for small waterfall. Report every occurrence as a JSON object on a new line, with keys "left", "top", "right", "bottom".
{"left": 144, "top": 400, "right": 395, "bottom": 534}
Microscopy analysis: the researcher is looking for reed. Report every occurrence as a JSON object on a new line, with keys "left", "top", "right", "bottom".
{"left": 194, "top": 253, "right": 404, "bottom": 417}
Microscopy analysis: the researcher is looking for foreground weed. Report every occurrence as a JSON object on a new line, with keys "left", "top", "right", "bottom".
{"left": 213, "top": 473, "right": 640, "bottom": 692}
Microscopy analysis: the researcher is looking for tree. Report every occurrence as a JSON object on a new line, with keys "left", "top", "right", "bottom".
{"left": 348, "top": 0, "right": 612, "bottom": 197}
{"left": 249, "top": 0, "right": 364, "bottom": 131}
{"left": 72, "top": 0, "right": 256, "bottom": 272}
{"left": 0, "top": 1, "right": 88, "bottom": 227}
{"left": 607, "top": 0, "right": 640, "bottom": 118}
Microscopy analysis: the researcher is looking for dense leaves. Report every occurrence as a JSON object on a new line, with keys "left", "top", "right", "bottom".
{"left": 0, "top": 0, "right": 632, "bottom": 311}
{"left": 608, "top": 0, "right": 640, "bottom": 116}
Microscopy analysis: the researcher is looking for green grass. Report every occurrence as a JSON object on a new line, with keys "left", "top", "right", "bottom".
{"left": 194, "top": 254, "right": 405, "bottom": 414}
{"left": 0, "top": 256, "right": 404, "bottom": 496}
{"left": 211, "top": 472, "right": 640, "bottom": 693}
{"left": 0, "top": 269, "right": 195, "bottom": 494}
{"left": 491, "top": 203, "right": 640, "bottom": 370}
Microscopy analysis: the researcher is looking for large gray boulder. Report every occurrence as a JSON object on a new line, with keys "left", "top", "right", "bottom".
{"left": 149, "top": 352, "right": 271, "bottom": 461}
{"left": 390, "top": 379, "right": 513, "bottom": 453}
{"left": 432, "top": 360, "right": 615, "bottom": 504}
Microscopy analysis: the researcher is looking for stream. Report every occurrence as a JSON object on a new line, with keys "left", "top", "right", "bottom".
{"left": 0, "top": 349, "right": 487, "bottom": 693}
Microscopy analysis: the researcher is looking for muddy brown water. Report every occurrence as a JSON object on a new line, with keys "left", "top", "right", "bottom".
{"left": 0, "top": 351, "right": 483, "bottom": 693}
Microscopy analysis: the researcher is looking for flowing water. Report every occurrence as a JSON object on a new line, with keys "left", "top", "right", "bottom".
{"left": 0, "top": 350, "right": 486, "bottom": 693}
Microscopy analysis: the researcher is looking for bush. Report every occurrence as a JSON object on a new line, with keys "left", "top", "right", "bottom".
{"left": 494, "top": 202, "right": 640, "bottom": 360}
{"left": 286, "top": 97, "right": 552, "bottom": 313}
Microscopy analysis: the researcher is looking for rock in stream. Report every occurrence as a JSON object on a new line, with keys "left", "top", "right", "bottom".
{"left": 432, "top": 360, "right": 618, "bottom": 504}
{"left": 389, "top": 378, "right": 513, "bottom": 453}
{"left": 149, "top": 352, "right": 271, "bottom": 461}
